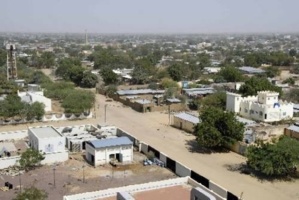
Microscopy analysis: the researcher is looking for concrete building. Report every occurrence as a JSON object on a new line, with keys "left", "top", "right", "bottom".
{"left": 86, "top": 136, "right": 133, "bottom": 166}
{"left": 28, "top": 126, "right": 65, "bottom": 153}
{"left": 18, "top": 84, "right": 52, "bottom": 112}
{"left": 173, "top": 112, "right": 200, "bottom": 133}
{"left": 226, "top": 91, "right": 293, "bottom": 122}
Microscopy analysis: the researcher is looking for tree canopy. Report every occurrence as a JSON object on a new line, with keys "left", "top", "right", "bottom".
{"left": 239, "top": 77, "right": 282, "bottom": 96}
{"left": 167, "top": 63, "right": 184, "bottom": 81}
{"left": 194, "top": 107, "right": 244, "bottom": 148}
{"left": 13, "top": 186, "right": 48, "bottom": 200}
{"left": 218, "top": 66, "right": 243, "bottom": 82}
{"left": 62, "top": 90, "right": 95, "bottom": 114}
{"left": 200, "top": 92, "right": 227, "bottom": 111}
{"left": 246, "top": 136, "right": 299, "bottom": 176}
{"left": 19, "top": 148, "right": 45, "bottom": 171}
{"left": 100, "top": 68, "right": 118, "bottom": 85}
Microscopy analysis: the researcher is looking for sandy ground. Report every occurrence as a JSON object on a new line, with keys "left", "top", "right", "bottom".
{"left": 0, "top": 94, "right": 299, "bottom": 200}
{"left": 0, "top": 152, "right": 174, "bottom": 200}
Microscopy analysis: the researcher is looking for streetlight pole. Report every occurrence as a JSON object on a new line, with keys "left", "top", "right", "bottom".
{"left": 53, "top": 165, "right": 56, "bottom": 188}
{"left": 104, "top": 104, "right": 107, "bottom": 123}
{"left": 18, "top": 170, "right": 22, "bottom": 193}
{"left": 82, "top": 164, "right": 86, "bottom": 183}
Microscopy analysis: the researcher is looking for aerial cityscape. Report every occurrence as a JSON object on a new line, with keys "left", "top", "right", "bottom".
{"left": 1, "top": 1, "right": 299, "bottom": 200}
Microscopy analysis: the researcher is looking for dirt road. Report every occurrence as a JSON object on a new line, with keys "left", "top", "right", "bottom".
{"left": 1, "top": 94, "right": 298, "bottom": 200}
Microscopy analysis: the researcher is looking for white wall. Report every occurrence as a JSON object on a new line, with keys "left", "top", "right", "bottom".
{"left": 0, "top": 130, "right": 27, "bottom": 140}
{"left": 87, "top": 144, "right": 133, "bottom": 166}
{"left": 38, "top": 136, "right": 65, "bottom": 153}
{"left": 41, "top": 151, "right": 69, "bottom": 165}
{"left": 0, "top": 156, "right": 20, "bottom": 169}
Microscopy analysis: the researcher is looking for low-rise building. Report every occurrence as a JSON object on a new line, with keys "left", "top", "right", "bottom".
{"left": 173, "top": 112, "right": 200, "bottom": 133}
{"left": 226, "top": 91, "right": 293, "bottom": 122}
{"left": 284, "top": 123, "right": 299, "bottom": 140}
{"left": 28, "top": 126, "right": 65, "bottom": 153}
{"left": 86, "top": 136, "right": 133, "bottom": 166}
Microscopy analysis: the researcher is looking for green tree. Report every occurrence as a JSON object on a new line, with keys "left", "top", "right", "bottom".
{"left": 40, "top": 52, "right": 55, "bottom": 68}
{"left": 0, "top": 95, "right": 24, "bottom": 119}
{"left": 19, "top": 149, "right": 45, "bottom": 171}
{"left": 246, "top": 136, "right": 299, "bottom": 176}
{"left": 198, "top": 53, "right": 211, "bottom": 69}
{"left": 239, "top": 77, "right": 282, "bottom": 96}
{"left": 289, "top": 49, "right": 297, "bottom": 57}
{"left": 167, "top": 63, "right": 184, "bottom": 81}
{"left": 81, "top": 71, "right": 98, "bottom": 88}
{"left": 200, "top": 92, "right": 226, "bottom": 110}
{"left": 218, "top": 66, "right": 243, "bottom": 82}
{"left": 27, "top": 102, "right": 45, "bottom": 120}
{"left": 265, "top": 66, "right": 280, "bottom": 78}
{"left": 100, "top": 68, "right": 118, "bottom": 85}
{"left": 13, "top": 186, "right": 48, "bottom": 200}
{"left": 62, "top": 90, "right": 95, "bottom": 114}
{"left": 69, "top": 65, "right": 85, "bottom": 86}
{"left": 160, "top": 78, "right": 179, "bottom": 89}
{"left": 0, "top": 49, "right": 6, "bottom": 66}
{"left": 194, "top": 107, "right": 244, "bottom": 148}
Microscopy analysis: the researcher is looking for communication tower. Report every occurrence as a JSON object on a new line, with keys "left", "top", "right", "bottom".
{"left": 6, "top": 44, "right": 17, "bottom": 80}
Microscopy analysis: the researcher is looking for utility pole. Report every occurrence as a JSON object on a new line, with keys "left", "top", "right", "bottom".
{"left": 52, "top": 165, "right": 56, "bottom": 188}
{"left": 168, "top": 104, "right": 171, "bottom": 125}
{"left": 18, "top": 170, "right": 22, "bottom": 193}
{"left": 105, "top": 104, "right": 108, "bottom": 123}
{"left": 82, "top": 164, "right": 86, "bottom": 183}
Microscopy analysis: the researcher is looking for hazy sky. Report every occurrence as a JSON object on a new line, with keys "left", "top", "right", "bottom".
{"left": 1, "top": 0, "right": 299, "bottom": 33}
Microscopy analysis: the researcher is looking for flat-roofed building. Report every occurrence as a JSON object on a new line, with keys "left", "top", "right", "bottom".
{"left": 86, "top": 136, "right": 133, "bottom": 166}
{"left": 28, "top": 126, "right": 65, "bottom": 153}
{"left": 173, "top": 112, "right": 200, "bottom": 133}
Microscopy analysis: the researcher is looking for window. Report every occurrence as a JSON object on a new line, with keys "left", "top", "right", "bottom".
{"left": 245, "top": 109, "right": 248, "bottom": 113}
{"left": 283, "top": 112, "right": 286, "bottom": 116}
{"left": 259, "top": 111, "right": 263, "bottom": 116}
{"left": 265, "top": 114, "right": 267, "bottom": 119}
{"left": 250, "top": 110, "right": 254, "bottom": 114}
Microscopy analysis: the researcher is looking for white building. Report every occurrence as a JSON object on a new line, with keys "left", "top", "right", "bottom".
{"left": 18, "top": 84, "right": 52, "bottom": 112}
{"left": 86, "top": 136, "right": 133, "bottom": 166}
{"left": 28, "top": 126, "right": 65, "bottom": 153}
{"left": 226, "top": 91, "right": 293, "bottom": 122}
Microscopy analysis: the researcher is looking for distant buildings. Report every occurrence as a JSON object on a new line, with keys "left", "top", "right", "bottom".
{"left": 239, "top": 66, "right": 265, "bottom": 74}
{"left": 226, "top": 91, "right": 293, "bottom": 122}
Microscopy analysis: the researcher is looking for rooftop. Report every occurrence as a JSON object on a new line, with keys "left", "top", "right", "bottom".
{"left": 135, "top": 99, "right": 151, "bottom": 104}
{"left": 174, "top": 112, "right": 200, "bottom": 124}
{"left": 87, "top": 136, "right": 133, "bottom": 149}
{"left": 29, "top": 126, "right": 62, "bottom": 139}
{"left": 117, "top": 89, "right": 165, "bottom": 96}
{"left": 239, "top": 66, "right": 265, "bottom": 74}
{"left": 286, "top": 124, "right": 299, "bottom": 132}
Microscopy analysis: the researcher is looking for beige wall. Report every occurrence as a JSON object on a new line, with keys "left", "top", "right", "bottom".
{"left": 284, "top": 128, "right": 299, "bottom": 140}
{"left": 173, "top": 117, "right": 196, "bottom": 133}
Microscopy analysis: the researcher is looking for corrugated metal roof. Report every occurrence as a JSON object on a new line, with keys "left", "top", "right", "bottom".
{"left": 117, "top": 89, "right": 165, "bottom": 96}
{"left": 286, "top": 125, "right": 299, "bottom": 132}
{"left": 167, "top": 98, "right": 181, "bottom": 103}
{"left": 293, "top": 104, "right": 299, "bottom": 110}
{"left": 236, "top": 116, "right": 256, "bottom": 126}
{"left": 239, "top": 66, "right": 265, "bottom": 74}
{"left": 88, "top": 137, "right": 133, "bottom": 149}
{"left": 135, "top": 99, "right": 151, "bottom": 104}
{"left": 174, "top": 112, "right": 200, "bottom": 124}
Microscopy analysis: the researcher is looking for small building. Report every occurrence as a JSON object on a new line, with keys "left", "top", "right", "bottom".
{"left": 173, "top": 112, "right": 200, "bottom": 133}
{"left": 284, "top": 123, "right": 299, "bottom": 140}
{"left": 239, "top": 66, "right": 265, "bottom": 74}
{"left": 226, "top": 91, "right": 293, "bottom": 122}
{"left": 85, "top": 136, "right": 133, "bottom": 166}
{"left": 28, "top": 126, "right": 65, "bottom": 153}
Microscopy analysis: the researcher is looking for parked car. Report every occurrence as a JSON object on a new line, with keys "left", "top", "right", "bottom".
{"left": 143, "top": 159, "right": 153, "bottom": 166}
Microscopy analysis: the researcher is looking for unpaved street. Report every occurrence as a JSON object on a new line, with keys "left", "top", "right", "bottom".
{"left": 1, "top": 94, "right": 299, "bottom": 200}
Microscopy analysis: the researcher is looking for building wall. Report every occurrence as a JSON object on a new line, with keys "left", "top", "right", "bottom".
{"left": 41, "top": 151, "right": 69, "bottom": 165}
{"left": 284, "top": 128, "right": 299, "bottom": 140}
{"left": 173, "top": 117, "right": 196, "bottom": 133}
{"left": 86, "top": 144, "right": 133, "bottom": 166}
{"left": 227, "top": 92, "right": 293, "bottom": 122}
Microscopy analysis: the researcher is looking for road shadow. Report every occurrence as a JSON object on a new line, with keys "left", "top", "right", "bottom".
{"left": 185, "top": 139, "right": 229, "bottom": 154}
{"left": 224, "top": 163, "right": 299, "bottom": 183}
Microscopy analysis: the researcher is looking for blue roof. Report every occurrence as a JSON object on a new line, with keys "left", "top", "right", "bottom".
{"left": 88, "top": 137, "right": 133, "bottom": 149}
